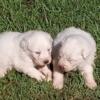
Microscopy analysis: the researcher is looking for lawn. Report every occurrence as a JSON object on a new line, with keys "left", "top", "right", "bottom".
{"left": 0, "top": 0, "right": 100, "bottom": 100}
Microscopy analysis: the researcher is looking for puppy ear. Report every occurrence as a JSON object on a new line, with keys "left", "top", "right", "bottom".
{"left": 20, "top": 38, "right": 28, "bottom": 51}
{"left": 50, "top": 37, "right": 53, "bottom": 44}
{"left": 48, "top": 34, "right": 53, "bottom": 44}
{"left": 81, "top": 49, "right": 89, "bottom": 60}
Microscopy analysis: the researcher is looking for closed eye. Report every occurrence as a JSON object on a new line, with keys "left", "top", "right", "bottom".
{"left": 48, "top": 48, "right": 51, "bottom": 52}
{"left": 68, "top": 58, "right": 77, "bottom": 63}
{"left": 67, "top": 57, "right": 74, "bottom": 62}
{"left": 35, "top": 51, "right": 41, "bottom": 54}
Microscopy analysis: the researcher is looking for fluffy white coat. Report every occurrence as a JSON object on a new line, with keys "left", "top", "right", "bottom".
{"left": 53, "top": 27, "right": 97, "bottom": 90}
{"left": 0, "top": 30, "right": 53, "bottom": 81}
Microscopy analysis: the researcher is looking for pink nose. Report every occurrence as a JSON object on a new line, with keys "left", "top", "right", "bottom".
{"left": 58, "top": 65, "right": 64, "bottom": 69}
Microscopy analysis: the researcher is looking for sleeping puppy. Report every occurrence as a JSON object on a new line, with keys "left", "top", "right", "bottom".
{"left": 53, "top": 27, "right": 97, "bottom": 90}
{"left": 0, "top": 30, "right": 53, "bottom": 81}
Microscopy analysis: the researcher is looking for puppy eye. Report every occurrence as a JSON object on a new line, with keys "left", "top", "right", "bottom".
{"left": 48, "top": 49, "right": 51, "bottom": 51}
{"left": 67, "top": 58, "right": 74, "bottom": 62}
{"left": 35, "top": 51, "right": 41, "bottom": 54}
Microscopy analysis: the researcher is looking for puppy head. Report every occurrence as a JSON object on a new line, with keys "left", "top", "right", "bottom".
{"left": 20, "top": 30, "right": 53, "bottom": 67}
{"left": 57, "top": 48, "right": 74, "bottom": 72}
{"left": 55, "top": 39, "right": 83, "bottom": 72}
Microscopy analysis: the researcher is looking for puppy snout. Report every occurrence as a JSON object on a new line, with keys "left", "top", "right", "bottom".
{"left": 44, "top": 60, "right": 49, "bottom": 64}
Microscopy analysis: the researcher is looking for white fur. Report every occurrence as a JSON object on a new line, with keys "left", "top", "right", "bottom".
{"left": 0, "top": 30, "right": 53, "bottom": 81}
{"left": 53, "top": 27, "right": 97, "bottom": 90}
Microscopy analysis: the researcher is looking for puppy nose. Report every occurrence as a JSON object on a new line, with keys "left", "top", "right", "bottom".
{"left": 44, "top": 60, "right": 49, "bottom": 64}
{"left": 59, "top": 65, "right": 65, "bottom": 72}
{"left": 59, "top": 65, "right": 64, "bottom": 68}
{"left": 58, "top": 65, "right": 64, "bottom": 69}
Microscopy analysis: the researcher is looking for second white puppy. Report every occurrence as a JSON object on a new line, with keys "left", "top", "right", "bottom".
{"left": 53, "top": 27, "right": 97, "bottom": 90}
{"left": 0, "top": 30, "right": 53, "bottom": 81}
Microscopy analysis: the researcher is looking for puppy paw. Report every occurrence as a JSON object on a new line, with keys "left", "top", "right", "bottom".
{"left": 35, "top": 73, "right": 46, "bottom": 81}
{"left": 53, "top": 80, "right": 63, "bottom": 89}
{"left": 0, "top": 73, "right": 5, "bottom": 78}
{"left": 0, "top": 70, "right": 6, "bottom": 78}
{"left": 39, "top": 67, "right": 52, "bottom": 82}
{"left": 86, "top": 80, "right": 97, "bottom": 90}
{"left": 45, "top": 70, "right": 52, "bottom": 82}
{"left": 47, "top": 76, "right": 52, "bottom": 82}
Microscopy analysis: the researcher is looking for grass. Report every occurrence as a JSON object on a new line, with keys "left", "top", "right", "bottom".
{"left": 0, "top": 0, "right": 100, "bottom": 99}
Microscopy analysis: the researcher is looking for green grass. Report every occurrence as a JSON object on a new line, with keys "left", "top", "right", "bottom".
{"left": 0, "top": 0, "right": 100, "bottom": 99}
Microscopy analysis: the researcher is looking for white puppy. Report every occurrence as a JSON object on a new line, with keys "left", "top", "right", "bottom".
{"left": 0, "top": 30, "right": 53, "bottom": 81}
{"left": 53, "top": 27, "right": 97, "bottom": 90}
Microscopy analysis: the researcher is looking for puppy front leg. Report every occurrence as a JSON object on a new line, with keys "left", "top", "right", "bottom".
{"left": 23, "top": 67, "right": 46, "bottom": 81}
{"left": 15, "top": 62, "right": 46, "bottom": 81}
{"left": 53, "top": 61, "right": 64, "bottom": 89}
{"left": 39, "top": 65, "right": 52, "bottom": 81}
{"left": 79, "top": 65, "right": 97, "bottom": 90}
